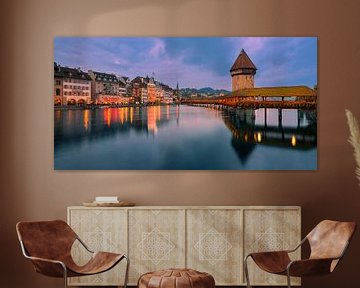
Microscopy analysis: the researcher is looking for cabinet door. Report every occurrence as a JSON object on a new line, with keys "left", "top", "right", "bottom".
{"left": 244, "top": 209, "right": 301, "bottom": 286}
{"left": 187, "top": 209, "right": 243, "bottom": 285}
{"left": 68, "top": 208, "right": 128, "bottom": 286}
{"left": 128, "top": 209, "right": 186, "bottom": 284}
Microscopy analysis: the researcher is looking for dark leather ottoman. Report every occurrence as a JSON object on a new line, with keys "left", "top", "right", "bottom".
{"left": 138, "top": 268, "right": 215, "bottom": 288}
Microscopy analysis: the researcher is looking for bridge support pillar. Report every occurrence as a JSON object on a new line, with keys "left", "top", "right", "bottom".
{"left": 264, "top": 108, "right": 267, "bottom": 128}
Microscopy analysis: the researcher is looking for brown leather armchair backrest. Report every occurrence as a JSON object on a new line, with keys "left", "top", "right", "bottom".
{"left": 306, "top": 220, "right": 356, "bottom": 261}
{"left": 16, "top": 220, "right": 77, "bottom": 262}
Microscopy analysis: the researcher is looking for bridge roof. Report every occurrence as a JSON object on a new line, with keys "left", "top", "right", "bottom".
{"left": 230, "top": 49, "right": 257, "bottom": 72}
{"left": 231, "top": 85, "right": 316, "bottom": 98}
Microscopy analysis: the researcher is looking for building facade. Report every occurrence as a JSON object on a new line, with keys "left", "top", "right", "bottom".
{"left": 132, "top": 77, "right": 149, "bottom": 104}
{"left": 123, "top": 76, "right": 133, "bottom": 97}
{"left": 155, "top": 81, "right": 164, "bottom": 103}
{"left": 132, "top": 76, "right": 175, "bottom": 105}
{"left": 54, "top": 64, "right": 63, "bottom": 105}
{"left": 117, "top": 76, "right": 127, "bottom": 96}
{"left": 147, "top": 77, "right": 157, "bottom": 104}
{"left": 88, "top": 70, "right": 129, "bottom": 104}
{"left": 54, "top": 65, "right": 176, "bottom": 106}
{"left": 162, "top": 84, "right": 174, "bottom": 104}
{"left": 54, "top": 63, "right": 92, "bottom": 105}
{"left": 230, "top": 49, "right": 257, "bottom": 91}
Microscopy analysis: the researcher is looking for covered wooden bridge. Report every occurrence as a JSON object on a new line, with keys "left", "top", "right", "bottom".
{"left": 181, "top": 86, "right": 317, "bottom": 110}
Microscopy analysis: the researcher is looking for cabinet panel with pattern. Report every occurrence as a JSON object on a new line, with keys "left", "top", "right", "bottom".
{"left": 67, "top": 208, "right": 127, "bottom": 286}
{"left": 243, "top": 209, "right": 301, "bottom": 286}
{"left": 187, "top": 209, "right": 243, "bottom": 285}
{"left": 128, "top": 209, "right": 186, "bottom": 284}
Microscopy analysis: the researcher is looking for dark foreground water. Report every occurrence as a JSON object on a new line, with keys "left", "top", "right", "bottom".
{"left": 54, "top": 105, "right": 317, "bottom": 170}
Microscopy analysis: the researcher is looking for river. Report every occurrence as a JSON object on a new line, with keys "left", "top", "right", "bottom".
{"left": 54, "top": 105, "right": 317, "bottom": 170}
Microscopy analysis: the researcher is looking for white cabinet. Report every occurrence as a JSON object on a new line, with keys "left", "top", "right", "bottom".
{"left": 68, "top": 206, "right": 300, "bottom": 286}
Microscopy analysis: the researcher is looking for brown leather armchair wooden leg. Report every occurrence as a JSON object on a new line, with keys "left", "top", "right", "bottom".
{"left": 16, "top": 220, "right": 129, "bottom": 288}
{"left": 244, "top": 220, "right": 356, "bottom": 288}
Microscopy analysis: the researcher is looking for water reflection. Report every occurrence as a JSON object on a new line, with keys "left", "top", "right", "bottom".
{"left": 54, "top": 106, "right": 316, "bottom": 170}
{"left": 147, "top": 106, "right": 160, "bottom": 134}
{"left": 54, "top": 106, "right": 181, "bottom": 148}
{"left": 223, "top": 108, "right": 317, "bottom": 164}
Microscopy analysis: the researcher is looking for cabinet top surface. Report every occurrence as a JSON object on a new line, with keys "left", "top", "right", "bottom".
{"left": 68, "top": 205, "right": 301, "bottom": 210}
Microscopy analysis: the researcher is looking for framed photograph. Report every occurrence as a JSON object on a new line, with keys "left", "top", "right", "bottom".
{"left": 54, "top": 37, "right": 317, "bottom": 170}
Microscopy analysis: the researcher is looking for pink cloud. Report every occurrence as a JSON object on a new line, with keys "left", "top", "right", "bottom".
{"left": 149, "top": 38, "right": 166, "bottom": 58}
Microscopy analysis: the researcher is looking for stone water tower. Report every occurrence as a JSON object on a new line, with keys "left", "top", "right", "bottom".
{"left": 230, "top": 49, "right": 257, "bottom": 91}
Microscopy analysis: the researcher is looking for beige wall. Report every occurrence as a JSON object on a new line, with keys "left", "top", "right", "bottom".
{"left": 1, "top": 0, "right": 360, "bottom": 287}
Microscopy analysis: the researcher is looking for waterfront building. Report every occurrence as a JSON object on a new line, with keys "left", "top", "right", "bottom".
{"left": 155, "top": 81, "right": 164, "bottom": 103}
{"left": 118, "top": 77, "right": 127, "bottom": 96}
{"left": 117, "top": 76, "right": 132, "bottom": 96}
{"left": 131, "top": 76, "right": 175, "bottom": 104}
{"left": 123, "top": 76, "right": 133, "bottom": 97}
{"left": 132, "top": 77, "right": 148, "bottom": 104}
{"left": 88, "top": 70, "right": 126, "bottom": 104}
{"left": 54, "top": 63, "right": 63, "bottom": 105}
{"left": 230, "top": 49, "right": 257, "bottom": 91}
{"left": 147, "top": 76, "right": 157, "bottom": 104}
{"left": 117, "top": 76, "right": 131, "bottom": 104}
{"left": 54, "top": 62, "right": 92, "bottom": 105}
{"left": 119, "top": 76, "right": 134, "bottom": 103}
{"left": 162, "top": 84, "right": 174, "bottom": 104}
{"left": 132, "top": 82, "right": 141, "bottom": 103}
{"left": 140, "top": 85, "right": 148, "bottom": 104}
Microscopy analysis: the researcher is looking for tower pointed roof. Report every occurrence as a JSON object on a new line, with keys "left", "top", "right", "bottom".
{"left": 230, "top": 49, "right": 257, "bottom": 72}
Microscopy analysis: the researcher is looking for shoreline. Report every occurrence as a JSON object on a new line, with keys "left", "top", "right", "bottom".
{"left": 54, "top": 103, "right": 180, "bottom": 110}
{"left": 54, "top": 102, "right": 316, "bottom": 111}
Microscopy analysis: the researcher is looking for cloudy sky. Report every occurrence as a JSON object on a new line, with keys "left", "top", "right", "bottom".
{"left": 54, "top": 37, "right": 317, "bottom": 90}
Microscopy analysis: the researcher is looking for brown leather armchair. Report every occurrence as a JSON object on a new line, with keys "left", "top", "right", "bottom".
{"left": 244, "top": 220, "right": 356, "bottom": 288}
{"left": 16, "top": 220, "right": 129, "bottom": 288}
